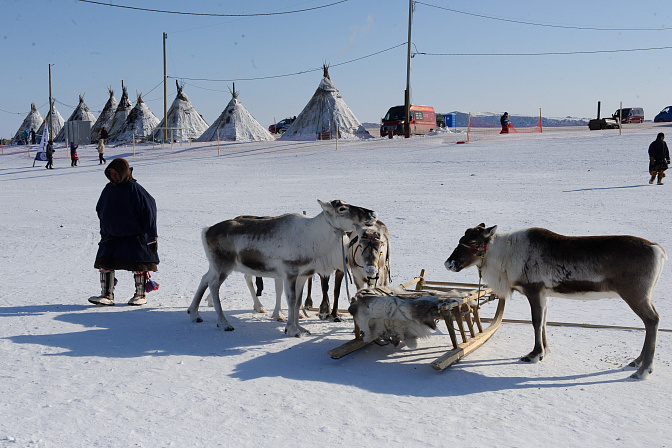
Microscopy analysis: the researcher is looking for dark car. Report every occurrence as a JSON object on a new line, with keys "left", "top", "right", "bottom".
{"left": 268, "top": 117, "right": 296, "bottom": 134}
{"left": 654, "top": 106, "right": 672, "bottom": 122}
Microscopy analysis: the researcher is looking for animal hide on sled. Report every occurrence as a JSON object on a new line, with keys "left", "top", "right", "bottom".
{"left": 348, "top": 288, "right": 439, "bottom": 349}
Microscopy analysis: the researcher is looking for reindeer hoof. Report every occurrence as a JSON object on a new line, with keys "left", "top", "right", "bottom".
{"left": 196, "top": 317, "right": 203, "bottom": 323}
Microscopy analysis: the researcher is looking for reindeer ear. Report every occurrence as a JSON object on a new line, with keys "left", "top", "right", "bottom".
{"left": 477, "top": 223, "right": 486, "bottom": 229}
{"left": 483, "top": 225, "right": 497, "bottom": 239}
{"left": 317, "top": 199, "right": 331, "bottom": 213}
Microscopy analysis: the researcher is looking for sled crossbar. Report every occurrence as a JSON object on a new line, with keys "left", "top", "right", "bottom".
{"left": 327, "top": 269, "right": 505, "bottom": 371}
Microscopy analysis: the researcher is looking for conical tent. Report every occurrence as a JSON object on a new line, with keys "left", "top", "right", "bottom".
{"left": 107, "top": 81, "right": 133, "bottom": 140}
{"left": 151, "top": 81, "right": 209, "bottom": 142}
{"left": 55, "top": 95, "right": 97, "bottom": 141}
{"left": 36, "top": 101, "right": 65, "bottom": 139}
{"left": 91, "top": 87, "right": 118, "bottom": 141}
{"left": 12, "top": 103, "right": 42, "bottom": 144}
{"left": 280, "top": 65, "right": 371, "bottom": 141}
{"left": 113, "top": 93, "right": 160, "bottom": 142}
{"left": 196, "top": 86, "right": 273, "bottom": 142}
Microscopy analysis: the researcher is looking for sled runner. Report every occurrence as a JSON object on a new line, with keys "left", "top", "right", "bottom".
{"left": 328, "top": 269, "right": 505, "bottom": 371}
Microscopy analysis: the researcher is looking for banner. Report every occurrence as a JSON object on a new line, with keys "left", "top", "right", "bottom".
{"left": 38, "top": 125, "right": 49, "bottom": 152}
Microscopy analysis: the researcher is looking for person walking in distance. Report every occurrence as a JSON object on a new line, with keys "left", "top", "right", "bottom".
{"left": 648, "top": 132, "right": 670, "bottom": 185}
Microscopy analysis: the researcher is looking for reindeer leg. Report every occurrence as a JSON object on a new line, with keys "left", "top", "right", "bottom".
{"left": 272, "top": 278, "right": 287, "bottom": 322}
{"left": 521, "top": 290, "right": 548, "bottom": 363}
{"left": 331, "top": 270, "right": 345, "bottom": 322}
{"left": 187, "top": 273, "right": 209, "bottom": 323}
{"left": 624, "top": 297, "right": 659, "bottom": 379}
{"left": 210, "top": 272, "right": 233, "bottom": 331}
{"left": 318, "top": 274, "right": 331, "bottom": 320}
{"left": 245, "top": 274, "right": 267, "bottom": 314}
{"left": 284, "top": 276, "right": 310, "bottom": 337}
{"left": 304, "top": 276, "right": 313, "bottom": 309}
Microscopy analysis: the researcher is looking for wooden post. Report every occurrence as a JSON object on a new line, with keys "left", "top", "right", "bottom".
{"left": 539, "top": 107, "right": 543, "bottom": 133}
{"left": 619, "top": 101, "right": 623, "bottom": 135}
{"left": 334, "top": 119, "right": 338, "bottom": 150}
{"left": 217, "top": 129, "right": 220, "bottom": 156}
{"left": 467, "top": 112, "right": 471, "bottom": 142}
{"left": 133, "top": 134, "right": 135, "bottom": 157}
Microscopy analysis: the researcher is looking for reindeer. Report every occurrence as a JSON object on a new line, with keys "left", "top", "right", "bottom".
{"left": 316, "top": 221, "right": 391, "bottom": 321}
{"left": 445, "top": 224, "right": 666, "bottom": 379}
{"left": 242, "top": 221, "right": 391, "bottom": 322}
{"left": 188, "top": 200, "right": 377, "bottom": 337}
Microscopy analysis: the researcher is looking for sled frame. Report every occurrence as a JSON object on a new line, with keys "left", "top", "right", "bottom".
{"left": 327, "top": 269, "right": 505, "bottom": 371}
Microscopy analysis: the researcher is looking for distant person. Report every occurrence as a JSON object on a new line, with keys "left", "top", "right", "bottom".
{"left": 69, "top": 142, "right": 79, "bottom": 167}
{"left": 45, "top": 140, "right": 54, "bottom": 169}
{"left": 100, "top": 127, "right": 108, "bottom": 143}
{"left": 97, "top": 137, "right": 106, "bottom": 164}
{"left": 89, "top": 158, "right": 159, "bottom": 306}
{"left": 23, "top": 129, "right": 30, "bottom": 145}
{"left": 648, "top": 132, "right": 670, "bottom": 185}
{"left": 500, "top": 112, "right": 510, "bottom": 134}
{"left": 30, "top": 129, "right": 36, "bottom": 144}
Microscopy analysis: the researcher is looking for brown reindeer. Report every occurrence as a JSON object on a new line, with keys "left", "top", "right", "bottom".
{"left": 445, "top": 224, "right": 666, "bottom": 379}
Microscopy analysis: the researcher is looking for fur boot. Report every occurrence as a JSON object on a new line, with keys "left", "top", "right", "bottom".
{"left": 88, "top": 270, "right": 115, "bottom": 306}
{"left": 129, "top": 271, "right": 148, "bottom": 306}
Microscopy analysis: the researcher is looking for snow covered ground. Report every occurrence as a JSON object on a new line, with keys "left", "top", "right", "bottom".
{"left": 1, "top": 125, "right": 671, "bottom": 447}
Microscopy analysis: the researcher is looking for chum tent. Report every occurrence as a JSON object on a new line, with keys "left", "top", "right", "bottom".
{"left": 12, "top": 103, "right": 42, "bottom": 144}
{"left": 91, "top": 87, "right": 118, "bottom": 142}
{"left": 196, "top": 86, "right": 273, "bottom": 142}
{"left": 112, "top": 93, "right": 160, "bottom": 142}
{"left": 107, "top": 81, "right": 133, "bottom": 141}
{"left": 151, "top": 81, "right": 209, "bottom": 142}
{"left": 280, "top": 65, "right": 371, "bottom": 141}
{"left": 55, "top": 95, "right": 97, "bottom": 142}
{"left": 36, "top": 101, "right": 65, "bottom": 140}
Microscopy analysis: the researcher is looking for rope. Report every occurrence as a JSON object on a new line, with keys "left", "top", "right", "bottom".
{"left": 340, "top": 231, "right": 352, "bottom": 303}
{"left": 480, "top": 317, "right": 672, "bottom": 332}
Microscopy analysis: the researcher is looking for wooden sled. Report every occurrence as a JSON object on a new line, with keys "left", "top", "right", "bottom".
{"left": 327, "top": 269, "right": 505, "bottom": 371}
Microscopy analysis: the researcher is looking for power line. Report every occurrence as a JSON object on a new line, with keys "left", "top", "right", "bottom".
{"left": 170, "top": 42, "right": 406, "bottom": 83}
{"left": 76, "top": 0, "right": 349, "bottom": 17}
{"left": 416, "top": 1, "right": 672, "bottom": 31}
{"left": 415, "top": 45, "right": 672, "bottom": 57}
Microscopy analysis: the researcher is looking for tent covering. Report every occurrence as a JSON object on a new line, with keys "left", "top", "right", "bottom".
{"left": 12, "top": 103, "right": 42, "bottom": 144}
{"left": 280, "top": 65, "right": 371, "bottom": 141}
{"left": 91, "top": 87, "right": 118, "bottom": 142}
{"left": 151, "top": 81, "right": 209, "bottom": 142}
{"left": 55, "top": 95, "right": 97, "bottom": 142}
{"left": 36, "top": 101, "right": 65, "bottom": 139}
{"left": 113, "top": 94, "right": 160, "bottom": 142}
{"left": 197, "top": 86, "right": 273, "bottom": 142}
{"left": 107, "top": 81, "right": 133, "bottom": 141}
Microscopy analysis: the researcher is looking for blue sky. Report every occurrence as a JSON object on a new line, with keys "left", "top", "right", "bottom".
{"left": 2, "top": 0, "right": 671, "bottom": 138}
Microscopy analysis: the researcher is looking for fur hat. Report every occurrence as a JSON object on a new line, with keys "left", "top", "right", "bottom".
{"left": 105, "top": 158, "right": 133, "bottom": 183}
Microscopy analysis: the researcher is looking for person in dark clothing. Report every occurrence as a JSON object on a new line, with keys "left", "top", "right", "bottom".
{"left": 648, "top": 132, "right": 670, "bottom": 185}
{"left": 100, "top": 127, "right": 109, "bottom": 142}
{"left": 45, "top": 140, "right": 54, "bottom": 169}
{"left": 500, "top": 112, "right": 510, "bottom": 134}
{"left": 69, "top": 142, "right": 79, "bottom": 167}
{"left": 30, "top": 129, "right": 36, "bottom": 145}
{"left": 89, "top": 158, "right": 159, "bottom": 306}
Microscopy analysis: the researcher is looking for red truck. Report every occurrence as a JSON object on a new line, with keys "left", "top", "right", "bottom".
{"left": 380, "top": 105, "right": 437, "bottom": 138}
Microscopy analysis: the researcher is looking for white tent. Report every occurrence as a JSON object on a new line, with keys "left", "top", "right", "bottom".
{"left": 55, "top": 95, "right": 97, "bottom": 142}
{"left": 151, "top": 81, "right": 209, "bottom": 142}
{"left": 36, "top": 101, "right": 65, "bottom": 140}
{"left": 91, "top": 87, "right": 118, "bottom": 142}
{"left": 197, "top": 87, "right": 273, "bottom": 142}
{"left": 107, "top": 81, "right": 133, "bottom": 141}
{"left": 12, "top": 103, "right": 42, "bottom": 144}
{"left": 280, "top": 65, "right": 371, "bottom": 141}
{"left": 113, "top": 93, "right": 160, "bottom": 142}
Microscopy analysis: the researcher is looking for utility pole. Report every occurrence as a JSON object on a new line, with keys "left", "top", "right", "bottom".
{"left": 404, "top": 0, "right": 413, "bottom": 138}
{"left": 163, "top": 32, "right": 168, "bottom": 142}
{"left": 48, "top": 64, "right": 53, "bottom": 141}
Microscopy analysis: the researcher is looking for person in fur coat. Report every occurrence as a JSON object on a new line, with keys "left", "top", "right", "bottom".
{"left": 89, "top": 158, "right": 159, "bottom": 306}
{"left": 648, "top": 132, "right": 670, "bottom": 185}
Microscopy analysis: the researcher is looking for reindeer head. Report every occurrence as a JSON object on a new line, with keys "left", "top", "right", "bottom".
{"left": 353, "top": 225, "right": 385, "bottom": 281}
{"left": 445, "top": 223, "right": 497, "bottom": 272}
{"left": 318, "top": 199, "right": 377, "bottom": 232}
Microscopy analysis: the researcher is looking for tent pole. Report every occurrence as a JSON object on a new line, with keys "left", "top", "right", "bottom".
{"left": 48, "top": 64, "right": 53, "bottom": 144}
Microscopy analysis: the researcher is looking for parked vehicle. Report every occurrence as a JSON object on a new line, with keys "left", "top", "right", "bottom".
{"left": 654, "top": 106, "right": 672, "bottom": 122}
{"left": 268, "top": 117, "right": 296, "bottom": 134}
{"left": 380, "top": 105, "right": 436, "bottom": 138}
{"left": 612, "top": 107, "right": 644, "bottom": 124}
